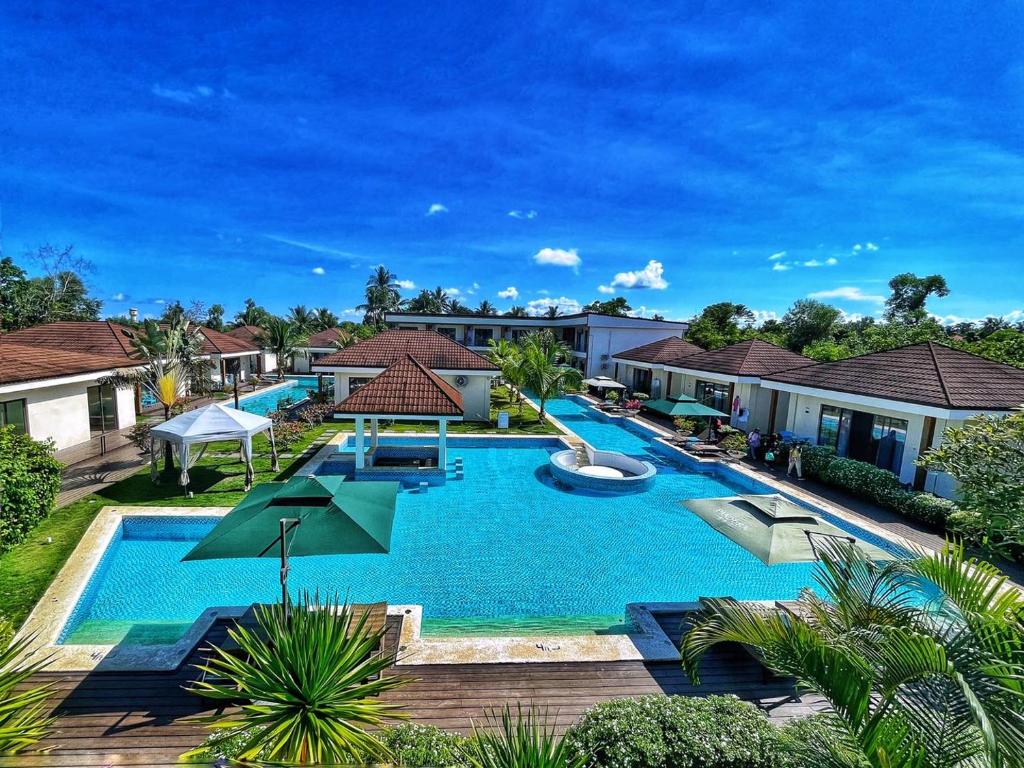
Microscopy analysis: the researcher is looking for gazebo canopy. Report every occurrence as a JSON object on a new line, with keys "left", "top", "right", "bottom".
{"left": 149, "top": 402, "right": 278, "bottom": 492}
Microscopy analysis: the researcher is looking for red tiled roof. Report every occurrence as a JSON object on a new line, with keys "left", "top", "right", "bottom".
{"left": 614, "top": 336, "right": 703, "bottom": 364}
{"left": 0, "top": 321, "right": 138, "bottom": 359}
{"left": 226, "top": 325, "right": 264, "bottom": 345}
{"left": 305, "top": 328, "right": 349, "bottom": 348}
{"left": 666, "top": 339, "right": 814, "bottom": 377}
{"left": 195, "top": 326, "right": 258, "bottom": 355}
{"left": 315, "top": 329, "right": 498, "bottom": 371}
{"left": 764, "top": 342, "right": 1024, "bottom": 410}
{"left": 0, "top": 342, "right": 135, "bottom": 386}
{"left": 334, "top": 355, "right": 464, "bottom": 416}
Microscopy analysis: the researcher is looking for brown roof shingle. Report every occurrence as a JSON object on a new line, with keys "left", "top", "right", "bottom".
{"left": 666, "top": 339, "right": 813, "bottom": 377}
{"left": 334, "top": 355, "right": 464, "bottom": 416}
{"left": 0, "top": 342, "right": 135, "bottom": 386}
{"left": 226, "top": 325, "right": 264, "bottom": 345}
{"left": 314, "top": 329, "right": 498, "bottom": 371}
{"left": 614, "top": 336, "right": 703, "bottom": 364}
{"left": 305, "top": 328, "right": 349, "bottom": 348}
{"left": 764, "top": 342, "right": 1024, "bottom": 410}
{"left": 0, "top": 321, "right": 137, "bottom": 359}
{"left": 193, "top": 326, "right": 258, "bottom": 356}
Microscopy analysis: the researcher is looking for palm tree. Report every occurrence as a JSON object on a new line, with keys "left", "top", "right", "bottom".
{"left": 0, "top": 632, "right": 56, "bottom": 754}
{"left": 234, "top": 298, "right": 269, "bottom": 328}
{"left": 466, "top": 705, "right": 588, "bottom": 768}
{"left": 186, "top": 594, "right": 408, "bottom": 764}
{"left": 262, "top": 317, "right": 307, "bottom": 378}
{"left": 358, "top": 266, "right": 403, "bottom": 325}
{"left": 505, "top": 305, "right": 528, "bottom": 317}
{"left": 448, "top": 298, "right": 473, "bottom": 315}
{"left": 313, "top": 307, "right": 340, "bottom": 331}
{"left": 288, "top": 305, "right": 315, "bottom": 334}
{"left": 519, "top": 331, "right": 582, "bottom": 420}
{"left": 487, "top": 338, "right": 525, "bottom": 413}
{"left": 543, "top": 305, "right": 560, "bottom": 319}
{"left": 681, "top": 541, "right": 1024, "bottom": 768}
{"left": 476, "top": 300, "right": 498, "bottom": 316}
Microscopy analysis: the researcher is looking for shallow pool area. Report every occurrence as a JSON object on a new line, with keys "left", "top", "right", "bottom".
{"left": 59, "top": 394, "right": 904, "bottom": 646}
{"left": 230, "top": 376, "right": 320, "bottom": 416}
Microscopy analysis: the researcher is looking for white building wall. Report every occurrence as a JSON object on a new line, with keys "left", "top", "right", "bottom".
{"left": 5, "top": 379, "right": 137, "bottom": 451}
{"left": 440, "top": 374, "right": 491, "bottom": 421}
{"left": 590, "top": 328, "right": 680, "bottom": 378}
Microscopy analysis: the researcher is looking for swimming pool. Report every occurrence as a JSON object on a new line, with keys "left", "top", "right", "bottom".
{"left": 60, "top": 394, "right": 902, "bottom": 645}
{"left": 231, "top": 376, "right": 320, "bottom": 416}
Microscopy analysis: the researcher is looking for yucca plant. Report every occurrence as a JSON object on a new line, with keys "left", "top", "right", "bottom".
{"left": 466, "top": 705, "right": 588, "bottom": 768}
{"left": 184, "top": 593, "right": 409, "bottom": 765}
{"left": 681, "top": 541, "right": 1024, "bottom": 768}
{"left": 0, "top": 634, "right": 55, "bottom": 754}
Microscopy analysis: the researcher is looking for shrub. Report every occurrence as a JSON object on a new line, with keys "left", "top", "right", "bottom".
{"left": 798, "top": 445, "right": 835, "bottom": 479}
{"left": 126, "top": 421, "right": 152, "bottom": 452}
{"left": 379, "top": 723, "right": 470, "bottom": 767}
{"left": 721, "top": 432, "right": 748, "bottom": 453}
{"left": 673, "top": 417, "right": 698, "bottom": 434}
{"left": 565, "top": 694, "right": 784, "bottom": 768}
{"left": 299, "top": 402, "right": 334, "bottom": 428}
{"left": 899, "top": 492, "right": 956, "bottom": 527}
{"left": 779, "top": 715, "right": 870, "bottom": 768}
{"left": 823, "top": 456, "right": 903, "bottom": 505}
{"left": 0, "top": 427, "right": 63, "bottom": 553}
{"left": 272, "top": 420, "right": 305, "bottom": 450}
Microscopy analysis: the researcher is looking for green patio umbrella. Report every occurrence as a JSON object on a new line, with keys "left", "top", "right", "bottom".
{"left": 644, "top": 397, "right": 728, "bottom": 418}
{"left": 182, "top": 475, "right": 399, "bottom": 619}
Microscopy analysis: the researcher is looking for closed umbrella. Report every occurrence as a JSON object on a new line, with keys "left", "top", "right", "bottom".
{"left": 182, "top": 475, "right": 399, "bottom": 619}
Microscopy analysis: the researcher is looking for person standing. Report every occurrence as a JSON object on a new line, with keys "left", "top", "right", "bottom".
{"left": 746, "top": 428, "right": 761, "bottom": 460}
{"left": 788, "top": 443, "right": 804, "bottom": 480}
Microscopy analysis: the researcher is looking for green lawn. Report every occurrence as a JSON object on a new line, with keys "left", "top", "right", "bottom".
{"left": 0, "top": 424, "right": 332, "bottom": 630}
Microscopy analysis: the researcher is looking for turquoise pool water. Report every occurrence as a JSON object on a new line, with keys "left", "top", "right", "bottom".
{"left": 231, "top": 376, "right": 320, "bottom": 416}
{"left": 61, "top": 394, "right": 901, "bottom": 644}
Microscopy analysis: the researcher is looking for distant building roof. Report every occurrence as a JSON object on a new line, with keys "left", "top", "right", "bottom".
{"left": 226, "top": 325, "right": 264, "bottom": 345}
{"left": 384, "top": 310, "right": 688, "bottom": 326}
{"left": 666, "top": 339, "right": 814, "bottom": 377}
{"left": 0, "top": 342, "right": 134, "bottom": 386}
{"left": 334, "top": 354, "right": 464, "bottom": 417}
{"left": 304, "top": 328, "right": 349, "bottom": 348}
{"left": 314, "top": 329, "right": 498, "bottom": 371}
{"left": 192, "top": 326, "right": 259, "bottom": 356}
{"left": 0, "top": 321, "right": 137, "bottom": 359}
{"left": 764, "top": 342, "right": 1024, "bottom": 411}
{"left": 614, "top": 336, "right": 702, "bottom": 364}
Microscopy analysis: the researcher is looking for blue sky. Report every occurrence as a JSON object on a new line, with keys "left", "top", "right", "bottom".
{"left": 1, "top": 1, "right": 1022, "bottom": 323}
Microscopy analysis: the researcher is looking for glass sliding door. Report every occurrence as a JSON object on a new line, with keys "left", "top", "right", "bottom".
{"left": 817, "top": 405, "right": 908, "bottom": 476}
{"left": 87, "top": 384, "right": 117, "bottom": 435}
{"left": 0, "top": 399, "right": 27, "bottom": 434}
{"left": 695, "top": 380, "right": 730, "bottom": 414}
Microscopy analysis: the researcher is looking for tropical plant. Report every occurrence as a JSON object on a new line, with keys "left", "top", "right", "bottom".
{"left": 673, "top": 416, "right": 697, "bottom": 434}
{"left": 476, "top": 300, "right": 498, "bottom": 316}
{"left": 234, "top": 297, "right": 271, "bottom": 327}
{"left": 542, "top": 305, "right": 560, "bottom": 319}
{"left": 0, "top": 633, "right": 56, "bottom": 754}
{"left": 358, "top": 265, "right": 405, "bottom": 325}
{"left": 288, "top": 304, "right": 315, "bottom": 334}
{"left": 519, "top": 331, "right": 582, "bottom": 420}
{"left": 407, "top": 286, "right": 450, "bottom": 314}
{"left": 185, "top": 594, "right": 408, "bottom": 765}
{"left": 487, "top": 338, "right": 526, "bottom": 413}
{"left": 313, "top": 307, "right": 340, "bottom": 331}
{"left": 505, "top": 305, "right": 528, "bottom": 317}
{"left": 381, "top": 723, "right": 471, "bottom": 766}
{"left": 681, "top": 540, "right": 1024, "bottom": 768}
{"left": 261, "top": 317, "right": 308, "bottom": 378}
{"left": 0, "top": 426, "right": 63, "bottom": 552}
{"left": 583, "top": 297, "right": 631, "bottom": 316}
{"left": 205, "top": 302, "right": 225, "bottom": 331}
{"left": 448, "top": 298, "right": 473, "bottom": 315}
{"left": 466, "top": 705, "right": 588, "bottom": 768}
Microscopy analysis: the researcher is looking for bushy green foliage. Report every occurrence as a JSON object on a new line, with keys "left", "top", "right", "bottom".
{"left": 379, "top": 723, "right": 470, "bottom": 767}
{"left": 126, "top": 421, "right": 152, "bottom": 452}
{"left": 823, "top": 456, "right": 904, "bottom": 505}
{"left": 796, "top": 445, "right": 835, "bottom": 478}
{"left": 564, "top": 695, "right": 783, "bottom": 768}
{"left": 0, "top": 426, "right": 63, "bottom": 552}
{"left": 900, "top": 492, "right": 956, "bottom": 527}
{"left": 779, "top": 715, "right": 870, "bottom": 768}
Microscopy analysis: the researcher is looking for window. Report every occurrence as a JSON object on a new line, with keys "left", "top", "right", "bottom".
{"left": 0, "top": 399, "right": 27, "bottom": 434}
{"left": 348, "top": 377, "right": 373, "bottom": 395}
{"left": 87, "top": 384, "right": 117, "bottom": 434}
{"left": 871, "top": 415, "right": 908, "bottom": 474}
{"left": 437, "top": 327, "right": 457, "bottom": 340}
{"left": 817, "top": 405, "right": 908, "bottom": 475}
{"left": 632, "top": 367, "right": 652, "bottom": 394}
{"left": 472, "top": 328, "right": 493, "bottom": 345}
{"left": 695, "top": 380, "right": 730, "bottom": 414}
{"left": 817, "top": 405, "right": 846, "bottom": 449}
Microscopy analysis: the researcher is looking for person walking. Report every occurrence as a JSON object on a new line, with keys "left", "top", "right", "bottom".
{"left": 746, "top": 428, "right": 761, "bottom": 460}
{"left": 788, "top": 443, "right": 804, "bottom": 480}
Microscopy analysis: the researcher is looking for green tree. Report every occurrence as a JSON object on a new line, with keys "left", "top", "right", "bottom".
{"left": 919, "top": 409, "right": 1024, "bottom": 555}
{"left": 234, "top": 298, "right": 271, "bottom": 327}
{"left": 487, "top": 338, "right": 526, "bottom": 412}
{"left": 407, "top": 287, "right": 450, "bottom": 314}
{"left": 519, "top": 331, "right": 582, "bottom": 419}
{"left": 780, "top": 299, "right": 841, "bottom": 353}
{"left": 543, "top": 305, "right": 560, "bottom": 319}
{"left": 205, "top": 303, "right": 225, "bottom": 331}
{"left": 965, "top": 328, "right": 1024, "bottom": 368}
{"left": 0, "top": 246, "right": 102, "bottom": 330}
{"left": 505, "top": 305, "right": 528, "bottom": 317}
{"left": 448, "top": 298, "right": 472, "bottom": 315}
{"left": 358, "top": 266, "right": 404, "bottom": 325}
{"left": 262, "top": 317, "right": 307, "bottom": 378}
{"left": 0, "top": 256, "right": 28, "bottom": 330}
{"left": 288, "top": 305, "right": 315, "bottom": 334}
{"left": 686, "top": 302, "right": 755, "bottom": 349}
{"left": 312, "top": 307, "right": 340, "bottom": 331}
{"left": 884, "top": 273, "right": 950, "bottom": 324}
{"left": 476, "top": 300, "right": 498, "bottom": 316}
{"left": 682, "top": 541, "right": 1024, "bottom": 768}
{"left": 0, "top": 426, "right": 63, "bottom": 551}
{"left": 584, "top": 297, "right": 631, "bottom": 316}
{"left": 186, "top": 595, "right": 408, "bottom": 764}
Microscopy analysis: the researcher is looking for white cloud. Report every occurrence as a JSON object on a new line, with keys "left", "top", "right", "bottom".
{"left": 508, "top": 209, "right": 538, "bottom": 219}
{"left": 195, "top": 85, "right": 214, "bottom": 97}
{"left": 768, "top": 251, "right": 786, "bottom": 261}
{"left": 311, "top": 266, "right": 326, "bottom": 275}
{"left": 751, "top": 309, "right": 779, "bottom": 324}
{"left": 865, "top": 242, "right": 879, "bottom": 251}
{"left": 852, "top": 243, "right": 863, "bottom": 253}
{"left": 111, "top": 292, "right": 125, "bottom": 301}
{"left": 263, "top": 235, "right": 359, "bottom": 258}
{"left": 851, "top": 242, "right": 878, "bottom": 254}
{"left": 808, "top": 286, "right": 885, "bottom": 303}
{"left": 426, "top": 203, "right": 448, "bottom": 216}
{"left": 932, "top": 309, "right": 1024, "bottom": 326}
{"left": 525, "top": 296, "right": 582, "bottom": 316}
{"left": 151, "top": 84, "right": 217, "bottom": 104}
{"left": 533, "top": 247, "right": 581, "bottom": 269}
{"left": 600, "top": 260, "right": 668, "bottom": 292}
{"left": 396, "top": 279, "right": 416, "bottom": 290}
{"left": 772, "top": 262, "right": 792, "bottom": 272}
{"left": 154, "top": 299, "right": 166, "bottom": 305}
{"left": 825, "top": 257, "right": 839, "bottom": 265}
{"left": 498, "top": 286, "right": 519, "bottom": 299}
{"left": 803, "top": 259, "right": 824, "bottom": 267}
{"left": 444, "top": 287, "right": 462, "bottom": 297}
{"left": 803, "top": 258, "right": 838, "bottom": 267}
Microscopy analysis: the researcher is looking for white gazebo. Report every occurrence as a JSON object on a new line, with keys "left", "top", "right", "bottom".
{"left": 149, "top": 403, "right": 279, "bottom": 494}
{"left": 333, "top": 354, "right": 464, "bottom": 469}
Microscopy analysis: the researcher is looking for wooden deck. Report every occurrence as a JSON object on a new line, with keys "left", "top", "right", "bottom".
{"left": 4, "top": 613, "right": 823, "bottom": 767}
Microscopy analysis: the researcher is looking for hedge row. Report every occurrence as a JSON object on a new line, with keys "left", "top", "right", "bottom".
{"left": 0, "top": 426, "right": 63, "bottom": 553}
{"left": 787, "top": 444, "right": 956, "bottom": 528}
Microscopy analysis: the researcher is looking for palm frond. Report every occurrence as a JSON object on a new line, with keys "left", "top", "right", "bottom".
{"left": 0, "top": 634, "right": 56, "bottom": 754}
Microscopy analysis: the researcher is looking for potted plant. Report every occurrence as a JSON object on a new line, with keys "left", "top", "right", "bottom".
{"left": 721, "top": 431, "right": 748, "bottom": 458}
{"left": 605, "top": 390, "right": 619, "bottom": 404}
{"left": 623, "top": 398, "right": 642, "bottom": 414}
{"left": 673, "top": 417, "right": 698, "bottom": 438}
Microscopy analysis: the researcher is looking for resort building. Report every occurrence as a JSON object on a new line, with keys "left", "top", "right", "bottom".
{"left": 313, "top": 328, "right": 499, "bottom": 421}
{"left": 384, "top": 311, "right": 688, "bottom": 378}
{"left": 224, "top": 325, "right": 278, "bottom": 374}
{"left": 611, "top": 336, "right": 704, "bottom": 399}
{"left": 0, "top": 341, "right": 137, "bottom": 454}
{"left": 291, "top": 327, "right": 350, "bottom": 373}
{"left": 762, "top": 342, "right": 1024, "bottom": 496}
{"left": 190, "top": 326, "right": 263, "bottom": 384}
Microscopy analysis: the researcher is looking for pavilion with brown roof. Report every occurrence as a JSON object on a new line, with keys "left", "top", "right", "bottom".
{"left": 334, "top": 354, "right": 465, "bottom": 468}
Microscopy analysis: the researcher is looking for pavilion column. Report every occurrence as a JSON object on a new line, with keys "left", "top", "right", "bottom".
{"left": 355, "top": 417, "right": 365, "bottom": 469}
{"left": 438, "top": 418, "right": 448, "bottom": 468}
{"left": 370, "top": 418, "right": 379, "bottom": 450}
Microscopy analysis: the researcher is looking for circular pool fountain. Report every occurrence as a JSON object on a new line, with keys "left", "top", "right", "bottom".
{"left": 549, "top": 447, "right": 656, "bottom": 492}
